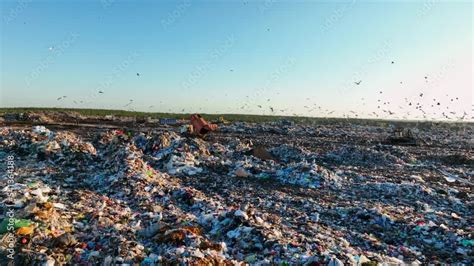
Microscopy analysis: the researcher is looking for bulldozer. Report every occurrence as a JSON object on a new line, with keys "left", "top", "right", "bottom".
{"left": 384, "top": 127, "right": 418, "bottom": 146}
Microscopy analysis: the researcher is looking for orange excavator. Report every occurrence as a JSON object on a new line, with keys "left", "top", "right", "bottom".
{"left": 189, "top": 114, "right": 218, "bottom": 136}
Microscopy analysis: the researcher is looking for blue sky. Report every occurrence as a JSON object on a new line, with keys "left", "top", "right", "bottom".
{"left": 1, "top": 0, "right": 472, "bottom": 120}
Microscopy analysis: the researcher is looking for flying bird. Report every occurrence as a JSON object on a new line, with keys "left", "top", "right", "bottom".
{"left": 354, "top": 80, "right": 362, "bottom": 85}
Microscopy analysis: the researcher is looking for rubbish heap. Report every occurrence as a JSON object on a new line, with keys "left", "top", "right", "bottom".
{"left": 0, "top": 120, "right": 472, "bottom": 265}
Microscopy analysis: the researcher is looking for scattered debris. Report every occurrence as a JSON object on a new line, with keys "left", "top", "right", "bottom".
{"left": 0, "top": 117, "right": 472, "bottom": 265}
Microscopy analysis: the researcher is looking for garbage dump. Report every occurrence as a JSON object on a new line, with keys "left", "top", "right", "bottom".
{"left": 0, "top": 117, "right": 472, "bottom": 265}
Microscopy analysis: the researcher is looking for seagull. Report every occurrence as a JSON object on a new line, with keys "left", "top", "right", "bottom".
{"left": 123, "top": 99, "right": 133, "bottom": 107}
{"left": 136, "top": 73, "right": 140, "bottom": 76}
{"left": 98, "top": 91, "right": 104, "bottom": 94}
{"left": 354, "top": 80, "right": 362, "bottom": 85}
{"left": 391, "top": 61, "right": 395, "bottom": 64}
{"left": 419, "top": 93, "right": 423, "bottom": 97}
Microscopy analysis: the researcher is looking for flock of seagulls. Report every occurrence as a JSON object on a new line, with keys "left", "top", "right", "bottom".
{"left": 55, "top": 71, "right": 142, "bottom": 111}
{"left": 51, "top": 45, "right": 469, "bottom": 121}
{"left": 236, "top": 60, "right": 469, "bottom": 121}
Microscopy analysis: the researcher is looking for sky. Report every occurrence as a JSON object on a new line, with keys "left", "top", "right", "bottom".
{"left": 0, "top": 0, "right": 472, "bottom": 120}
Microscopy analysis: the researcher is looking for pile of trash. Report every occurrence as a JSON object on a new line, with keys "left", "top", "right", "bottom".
{"left": 323, "top": 145, "right": 407, "bottom": 168}
{"left": 0, "top": 121, "right": 472, "bottom": 265}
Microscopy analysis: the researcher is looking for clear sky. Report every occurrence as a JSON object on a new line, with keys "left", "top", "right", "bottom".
{"left": 1, "top": 0, "right": 472, "bottom": 120}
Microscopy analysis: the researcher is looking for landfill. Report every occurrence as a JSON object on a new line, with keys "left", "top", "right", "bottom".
{"left": 0, "top": 114, "right": 473, "bottom": 265}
